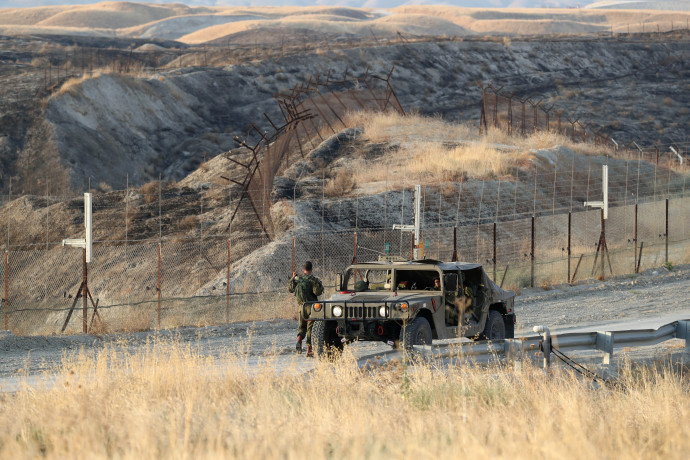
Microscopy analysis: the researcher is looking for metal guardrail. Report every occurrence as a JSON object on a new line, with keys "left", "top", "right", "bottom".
{"left": 357, "top": 319, "right": 690, "bottom": 368}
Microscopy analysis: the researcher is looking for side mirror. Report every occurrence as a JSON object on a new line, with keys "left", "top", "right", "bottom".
{"left": 443, "top": 273, "right": 458, "bottom": 291}
{"left": 336, "top": 273, "right": 343, "bottom": 291}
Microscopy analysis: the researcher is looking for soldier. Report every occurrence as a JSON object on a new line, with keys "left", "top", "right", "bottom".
{"left": 433, "top": 278, "right": 441, "bottom": 290}
{"left": 288, "top": 261, "right": 324, "bottom": 357}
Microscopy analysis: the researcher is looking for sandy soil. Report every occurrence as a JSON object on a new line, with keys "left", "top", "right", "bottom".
{"left": 1, "top": 262, "right": 688, "bottom": 390}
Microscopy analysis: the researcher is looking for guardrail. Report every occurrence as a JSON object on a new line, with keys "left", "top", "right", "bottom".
{"left": 357, "top": 319, "right": 690, "bottom": 369}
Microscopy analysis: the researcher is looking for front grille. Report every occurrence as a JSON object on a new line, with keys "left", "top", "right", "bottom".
{"left": 345, "top": 305, "right": 381, "bottom": 319}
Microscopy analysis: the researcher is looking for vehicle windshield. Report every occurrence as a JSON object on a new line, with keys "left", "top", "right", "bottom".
{"left": 394, "top": 269, "right": 440, "bottom": 291}
{"left": 344, "top": 268, "right": 392, "bottom": 291}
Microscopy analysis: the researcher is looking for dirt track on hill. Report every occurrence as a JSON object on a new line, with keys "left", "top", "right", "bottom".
{"left": 1, "top": 263, "right": 689, "bottom": 389}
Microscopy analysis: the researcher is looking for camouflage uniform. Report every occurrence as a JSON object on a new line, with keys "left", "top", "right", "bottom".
{"left": 288, "top": 273, "right": 324, "bottom": 346}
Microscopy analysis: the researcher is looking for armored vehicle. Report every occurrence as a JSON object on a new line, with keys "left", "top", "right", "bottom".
{"left": 306, "top": 259, "right": 516, "bottom": 355}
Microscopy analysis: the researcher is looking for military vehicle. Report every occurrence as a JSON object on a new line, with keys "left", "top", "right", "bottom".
{"left": 306, "top": 259, "right": 516, "bottom": 355}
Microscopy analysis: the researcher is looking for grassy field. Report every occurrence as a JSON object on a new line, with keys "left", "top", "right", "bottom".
{"left": 0, "top": 338, "right": 688, "bottom": 458}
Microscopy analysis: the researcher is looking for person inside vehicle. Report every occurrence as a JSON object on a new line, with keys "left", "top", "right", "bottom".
{"left": 432, "top": 278, "right": 441, "bottom": 290}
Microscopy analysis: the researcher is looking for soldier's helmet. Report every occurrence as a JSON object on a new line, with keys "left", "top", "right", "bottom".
{"left": 354, "top": 280, "right": 369, "bottom": 292}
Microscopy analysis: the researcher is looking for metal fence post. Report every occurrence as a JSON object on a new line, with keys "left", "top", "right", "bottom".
{"left": 493, "top": 222, "right": 497, "bottom": 281}
{"left": 634, "top": 203, "right": 638, "bottom": 273}
{"left": 3, "top": 250, "right": 8, "bottom": 331}
{"left": 292, "top": 236, "right": 296, "bottom": 274}
{"left": 567, "top": 212, "right": 571, "bottom": 284}
{"left": 227, "top": 239, "right": 231, "bottom": 323}
{"left": 530, "top": 216, "right": 535, "bottom": 288}
{"left": 665, "top": 198, "right": 669, "bottom": 265}
{"left": 157, "top": 242, "right": 162, "bottom": 328}
{"left": 82, "top": 247, "right": 87, "bottom": 334}
{"left": 353, "top": 231, "right": 358, "bottom": 263}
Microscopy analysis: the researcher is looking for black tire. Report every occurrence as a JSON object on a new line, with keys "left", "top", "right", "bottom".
{"left": 312, "top": 321, "right": 343, "bottom": 358}
{"left": 399, "top": 317, "right": 433, "bottom": 350}
{"left": 504, "top": 314, "right": 515, "bottom": 339}
{"left": 479, "top": 310, "right": 506, "bottom": 341}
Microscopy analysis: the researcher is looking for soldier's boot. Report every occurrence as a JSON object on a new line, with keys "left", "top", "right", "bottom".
{"left": 296, "top": 335, "right": 303, "bottom": 354}
{"left": 306, "top": 344, "right": 314, "bottom": 358}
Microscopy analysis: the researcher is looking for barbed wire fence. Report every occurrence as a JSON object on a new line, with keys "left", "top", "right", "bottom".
{"left": 1, "top": 153, "right": 689, "bottom": 336}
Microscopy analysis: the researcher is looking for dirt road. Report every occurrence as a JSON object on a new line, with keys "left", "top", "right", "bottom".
{"left": 1, "top": 264, "right": 689, "bottom": 390}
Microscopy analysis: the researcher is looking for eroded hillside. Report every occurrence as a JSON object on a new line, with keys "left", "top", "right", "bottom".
{"left": 5, "top": 35, "right": 689, "bottom": 195}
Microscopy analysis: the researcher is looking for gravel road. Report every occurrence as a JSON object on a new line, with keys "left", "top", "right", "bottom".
{"left": 1, "top": 263, "right": 689, "bottom": 390}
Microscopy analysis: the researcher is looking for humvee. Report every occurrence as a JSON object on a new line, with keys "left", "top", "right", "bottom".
{"left": 306, "top": 259, "right": 516, "bottom": 355}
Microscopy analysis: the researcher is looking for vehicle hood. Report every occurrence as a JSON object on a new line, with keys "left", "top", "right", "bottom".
{"left": 327, "top": 292, "right": 439, "bottom": 304}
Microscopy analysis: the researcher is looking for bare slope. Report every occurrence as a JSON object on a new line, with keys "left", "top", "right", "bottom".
{"left": 24, "top": 37, "right": 689, "bottom": 192}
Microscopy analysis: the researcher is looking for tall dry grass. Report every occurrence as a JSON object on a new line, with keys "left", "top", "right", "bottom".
{"left": 343, "top": 111, "right": 601, "bottom": 188}
{"left": 0, "top": 338, "right": 688, "bottom": 458}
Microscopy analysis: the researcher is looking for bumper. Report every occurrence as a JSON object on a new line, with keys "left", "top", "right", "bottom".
{"left": 330, "top": 318, "right": 401, "bottom": 341}
{"left": 306, "top": 300, "right": 408, "bottom": 341}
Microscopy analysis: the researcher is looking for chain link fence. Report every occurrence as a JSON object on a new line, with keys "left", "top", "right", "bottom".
{"left": 1, "top": 158, "right": 690, "bottom": 335}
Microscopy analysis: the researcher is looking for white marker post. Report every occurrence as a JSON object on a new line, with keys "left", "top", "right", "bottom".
{"left": 61, "top": 193, "right": 98, "bottom": 333}
{"left": 584, "top": 165, "right": 608, "bottom": 220}
{"left": 393, "top": 185, "right": 423, "bottom": 259}
{"left": 62, "top": 193, "right": 92, "bottom": 262}
{"left": 669, "top": 146, "right": 683, "bottom": 165}
{"left": 584, "top": 166, "right": 612, "bottom": 279}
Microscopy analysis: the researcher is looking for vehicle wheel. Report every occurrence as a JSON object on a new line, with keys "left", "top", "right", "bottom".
{"left": 504, "top": 315, "right": 515, "bottom": 339}
{"left": 312, "top": 321, "right": 343, "bottom": 359}
{"left": 479, "top": 310, "right": 506, "bottom": 341}
{"left": 399, "top": 317, "right": 433, "bottom": 350}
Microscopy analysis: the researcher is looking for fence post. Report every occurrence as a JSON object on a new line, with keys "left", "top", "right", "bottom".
{"left": 353, "top": 231, "right": 358, "bottom": 263}
{"left": 157, "top": 242, "right": 162, "bottom": 328}
{"left": 567, "top": 212, "right": 571, "bottom": 284}
{"left": 530, "top": 216, "right": 535, "bottom": 288}
{"left": 4, "top": 250, "right": 8, "bottom": 331}
{"left": 411, "top": 233, "right": 415, "bottom": 260}
{"left": 600, "top": 209, "right": 606, "bottom": 280}
{"left": 493, "top": 222, "right": 497, "bottom": 281}
{"left": 665, "top": 198, "right": 669, "bottom": 265}
{"left": 82, "top": 247, "right": 88, "bottom": 333}
{"left": 451, "top": 227, "right": 458, "bottom": 262}
{"left": 637, "top": 242, "right": 644, "bottom": 273}
{"left": 634, "top": 204, "right": 638, "bottom": 273}
{"left": 227, "top": 239, "right": 231, "bottom": 323}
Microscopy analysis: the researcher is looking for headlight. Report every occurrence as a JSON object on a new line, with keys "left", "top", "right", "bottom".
{"left": 332, "top": 306, "right": 343, "bottom": 317}
{"left": 398, "top": 302, "right": 409, "bottom": 312}
{"left": 379, "top": 306, "right": 387, "bottom": 317}
{"left": 313, "top": 303, "right": 322, "bottom": 312}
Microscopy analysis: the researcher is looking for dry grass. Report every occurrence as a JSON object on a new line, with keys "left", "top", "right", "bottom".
{"left": 324, "top": 169, "right": 357, "bottom": 197}
{"left": 0, "top": 339, "right": 688, "bottom": 458}
{"left": 343, "top": 111, "right": 603, "bottom": 188}
{"left": 139, "top": 181, "right": 159, "bottom": 204}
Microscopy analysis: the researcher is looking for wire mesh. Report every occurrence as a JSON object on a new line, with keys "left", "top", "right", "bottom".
{"left": 2, "top": 168, "right": 690, "bottom": 335}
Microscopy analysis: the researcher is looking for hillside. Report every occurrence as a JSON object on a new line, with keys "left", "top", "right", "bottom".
{"left": 2, "top": 108, "right": 689, "bottom": 334}
{"left": 4, "top": 35, "right": 687, "bottom": 195}
{"left": 1, "top": 2, "right": 690, "bottom": 41}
